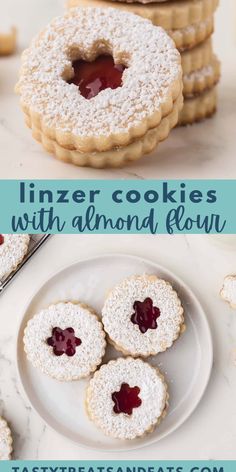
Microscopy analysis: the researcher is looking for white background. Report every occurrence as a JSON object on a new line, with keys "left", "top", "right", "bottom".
{"left": 0, "top": 234, "right": 236, "bottom": 459}
{"left": 0, "top": 0, "right": 236, "bottom": 179}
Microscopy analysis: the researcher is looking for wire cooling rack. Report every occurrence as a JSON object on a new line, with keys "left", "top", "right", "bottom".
{"left": 0, "top": 234, "right": 51, "bottom": 294}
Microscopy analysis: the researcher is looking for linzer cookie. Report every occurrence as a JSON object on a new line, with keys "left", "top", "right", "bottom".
{"left": 0, "top": 417, "right": 13, "bottom": 460}
{"left": 23, "top": 302, "right": 106, "bottom": 381}
{"left": 86, "top": 357, "right": 168, "bottom": 439}
{"left": 102, "top": 274, "right": 184, "bottom": 357}
{"left": 0, "top": 27, "right": 17, "bottom": 55}
{"left": 16, "top": 7, "right": 182, "bottom": 168}
{"left": 178, "top": 86, "right": 217, "bottom": 125}
{"left": 0, "top": 234, "right": 30, "bottom": 280}
{"left": 68, "top": 0, "right": 218, "bottom": 51}
{"left": 220, "top": 275, "right": 236, "bottom": 309}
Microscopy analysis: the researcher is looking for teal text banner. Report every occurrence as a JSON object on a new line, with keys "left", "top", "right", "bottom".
{"left": 0, "top": 461, "right": 235, "bottom": 472}
{"left": 0, "top": 180, "right": 235, "bottom": 234}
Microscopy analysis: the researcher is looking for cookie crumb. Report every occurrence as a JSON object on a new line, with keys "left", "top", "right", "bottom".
{"left": 0, "top": 27, "right": 17, "bottom": 56}
{"left": 220, "top": 275, "right": 236, "bottom": 309}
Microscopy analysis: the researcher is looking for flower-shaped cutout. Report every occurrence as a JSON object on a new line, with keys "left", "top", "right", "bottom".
{"left": 68, "top": 55, "right": 126, "bottom": 99}
{"left": 47, "top": 327, "right": 81, "bottom": 357}
{"left": 131, "top": 297, "right": 161, "bottom": 334}
{"left": 112, "top": 382, "right": 142, "bottom": 415}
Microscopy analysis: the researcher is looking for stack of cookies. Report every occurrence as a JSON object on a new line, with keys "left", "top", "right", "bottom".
{"left": 68, "top": 0, "right": 220, "bottom": 125}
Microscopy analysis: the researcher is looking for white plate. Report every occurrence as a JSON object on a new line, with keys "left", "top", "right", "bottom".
{"left": 17, "top": 253, "right": 213, "bottom": 451}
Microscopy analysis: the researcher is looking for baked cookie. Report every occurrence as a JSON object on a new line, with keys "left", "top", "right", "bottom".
{"left": 102, "top": 274, "right": 184, "bottom": 357}
{"left": 23, "top": 302, "right": 106, "bottom": 381}
{"left": 171, "top": 16, "right": 214, "bottom": 51}
{"left": 0, "top": 27, "right": 17, "bottom": 56}
{"left": 68, "top": 0, "right": 218, "bottom": 51}
{"left": 220, "top": 275, "right": 236, "bottom": 309}
{"left": 0, "top": 417, "right": 13, "bottom": 460}
{"left": 26, "top": 94, "right": 182, "bottom": 168}
{"left": 183, "top": 55, "right": 220, "bottom": 97}
{"left": 86, "top": 357, "right": 168, "bottom": 439}
{"left": 0, "top": 234, "right": 30, "bottom": 280}
{"left": 178, "top": 86, "right": 217, "bottom": 125}
{"left": 16, "top": 7, "right": 182, "bottom": 168}
{"left": 181, "top": 37, "right": 213, "bottom": 75}
{"left": 68, "top": 0, "right": 218, "bottom": 29}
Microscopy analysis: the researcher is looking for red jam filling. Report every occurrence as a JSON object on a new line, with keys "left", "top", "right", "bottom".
{"left": 47, "top": 327, "right": 81, "bottom": 357}
{"left": 0, "top": 234, "right": 4, "bottom": 245}
{"left": 68, "top": 55, "right": 126, "bottom": 99}
{"left": 112, "top": 383, "right": 142, "bottom": 415}
{"left": 131, "top": 297, "right": 161, "bottom": 334}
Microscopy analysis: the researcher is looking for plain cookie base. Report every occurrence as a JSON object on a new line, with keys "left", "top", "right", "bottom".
{"left": 181, "top": 38, "right": 213, "bottom": 75}
{"left": 16, "top": 7, "right": 182, "bottom": 155}
{"left": 0, "top": 417, "right": 13, "bottom": 460}
{"left": 107, "top": 324, "right": 186, "bottom": 358}
{"left": 86, "top": 358, "right": 169, "bottom": 440}
{"left": 68, "top": 0, "right": 218, "bottom": 31}
{"left": 178, "top": 86, "right": 217, "bottom": 125}
{"left": 183, "top": 55, "right": 221, "bottom": 97}
{"left": 171, "top": 16, "right": 214, "bottom": 51}
{"left": 23, "top": 93, "right": 183, "bottom": 168}
{"left": 220, "top": 275, "right": 236, "bottom": 309}
{"left": 0, "top": 27, "right": 17, "bottom": 55}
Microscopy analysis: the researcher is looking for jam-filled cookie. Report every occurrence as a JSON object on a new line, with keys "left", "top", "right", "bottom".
{"left": 102, "top": 274, "right": 184, "bottom": 357}
{"left": 16, "top": 7, "right": 182, "bottom": 168}
{"left": 23, "top": 302, "right": 106, "bottom": 381}
{"left": 86, "top": 357, "right": 168, "bottom": 439}
{"left": 0, "top": 234, "right": 30, "bottom": 280}
{"left": 0, "top": 417, "right": 13, "bottom": 460}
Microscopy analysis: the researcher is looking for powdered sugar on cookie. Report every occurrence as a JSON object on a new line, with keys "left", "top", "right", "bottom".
{"left": 221, "top": 275, "right": 236, "bottom": 309}
{"left": 184, "top": 62, "right": 216, "bottom": 83}
{"left": 86, "top": 357, "right": 168, "bottom": 439}
{"left": 0, "top": 234, "right": 30, "bottom": 280}
{"left": 102, "top": 274, "right": 184, "bottom": 357}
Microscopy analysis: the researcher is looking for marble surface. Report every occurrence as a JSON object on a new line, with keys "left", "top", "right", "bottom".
{"left": 0, "top": 234, "right": 236, "bottom": 459}
{"left": 0, "top": 0, "right": 236, "bottom": 179}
